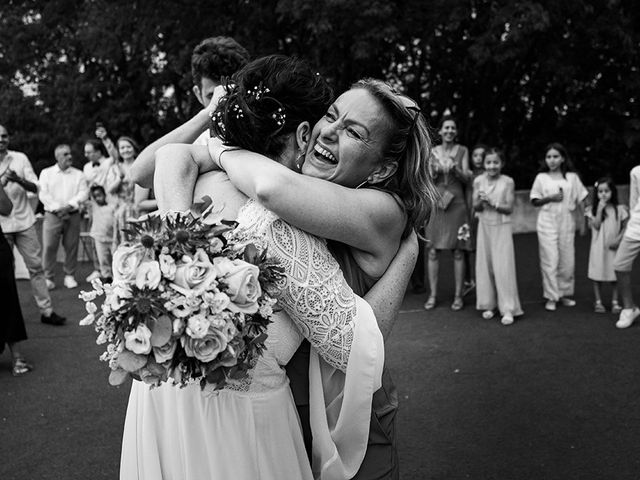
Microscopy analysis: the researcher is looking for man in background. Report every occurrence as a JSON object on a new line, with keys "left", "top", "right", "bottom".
{"left": 39, "top": 144, "right": 89, "bottom": 289}
{"left": 0, "top": 124, "right": 66, "bottom": 325}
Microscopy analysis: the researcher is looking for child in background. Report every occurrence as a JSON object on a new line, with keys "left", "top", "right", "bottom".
{"left": 89, "top": 185, "right": 115, "bottom": 282}
{"left": 463, "top": 144, "right": 488, "bottom": 296}
{"left": 530, "top": 143, "right": 588, "bottom": 311}
{"left": 473, "top": 148, "right": 523, "bottom": 325}
{"left": 586, "top": 177, "right": 628, "bottom": 313}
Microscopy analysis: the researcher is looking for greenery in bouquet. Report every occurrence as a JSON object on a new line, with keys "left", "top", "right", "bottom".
{"left": 79, "top": 197, "right": 283, "bottom": 390}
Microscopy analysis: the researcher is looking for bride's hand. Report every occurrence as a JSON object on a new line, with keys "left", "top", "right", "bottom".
{"left": 206, "top": 85, "right": 229, "bottom": 115}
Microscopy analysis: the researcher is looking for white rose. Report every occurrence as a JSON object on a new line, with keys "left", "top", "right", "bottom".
{"left": 172, "top": 249, "right": 217, "bottom": 295}
{"left": 159, "top": 254, "right": 177, "bottom": 280}
{"left": 135, "top": 261, "right": 162, "bottom": 290}
{"left": 181, "top": 325, "right": 227, "bottom": 363}
{"left": 112, "top": 244, "right": 148, "bottom": 283}
{"left": 186, "top": 313, "right": 211, "bottom": 339}
{"left": 153, "top": 338, "right": 178, "bottom": 364}
{"left": 215, "top": 258, "right": 262, "bottom": 314}
{"left": 124, "top": 324, "right": 153, "bottom": 355}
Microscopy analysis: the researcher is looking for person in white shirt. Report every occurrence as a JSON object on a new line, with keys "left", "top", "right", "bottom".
{"left": 39, "top": 144, "right": 89, "bottom": 289}
{"left": 0, "top": 124, "right": 66, "bottom": 326}
{"left": 82, "top": 138, "right": 114, "bottom": 282}
{"left": 613, "top": 165, "right": 640, "bottom": 328}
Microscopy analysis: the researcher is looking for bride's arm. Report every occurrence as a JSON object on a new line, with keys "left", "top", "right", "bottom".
{"left": 152, "top": 144, "right": 211, "bottom": 212}
{"left": 214, "top": 145, "right": 404, "bottom": 271}
{"left": 264, "top": 218, "right": 383, "bottom": 372}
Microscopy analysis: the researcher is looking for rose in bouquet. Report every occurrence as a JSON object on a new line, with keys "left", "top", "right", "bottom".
{"left": 79, "top": 197, "right": 283, "bottom": 389}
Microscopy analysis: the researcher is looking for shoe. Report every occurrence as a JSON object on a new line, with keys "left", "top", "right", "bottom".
{"left": 482, "top": 310, "right": 495, "bottom": 320}
{"left": 423, "top": 296, "right": 437, "bottom": 310}
{"left": 462, "top": 280, "right": 476, "bottom": 297}
{"left": 451, "top": 297, "right": 464, "bottom": 311}
{"left": 594, "top": 301, "right": 606, "bottom": 313}
{"left": 41, "top": 311, "right": 66, "bottom": 326}
{"left": 501, "top": 314, "right": 514, "bottom": 325}
{"left": 616, "top": 308, "right": 640, "bottom": 329}
{"left": 12, "top": 358, "right": 33, "bottom": 376}
{"left": 545, "top": 300, "right": 557, "bottom": 311}
{"left": 611, "top": 301, "right": 622, "bottom": 314}
{"left": 560, "top": 297, "right": 576, "bottom": 307}
{"left": 63, "top": 275, "right": 78, "bottom": 289}
{"left": 85, "top": 270, "right": 101, "bottom": 283}
{"left": 45, "top": 279, "right": 56, "bottom": 290}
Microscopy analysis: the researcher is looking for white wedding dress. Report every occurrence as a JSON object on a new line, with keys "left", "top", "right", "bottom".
{"left": 120, "top": 187, "right": 384, "bottom": 480}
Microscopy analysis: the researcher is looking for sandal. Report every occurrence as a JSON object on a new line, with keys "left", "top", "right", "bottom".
{"left": 501, "top": 314, "right": 514, "bottom": 325}
{"left": 12, "top": 358, "right": 33, "bottom": 377}
{"left": 594, "top": 301, "right": 606, "bottom": 314}
{"left": 482, "top": 310, "right": 495, "bottom": 320}
{"left": 451, "top": 297, "right": 464, "bottom": 311}
{"left": 611, "top": 301, "right": 622, "bottom": 314}
{"left": 423, "top": 296, "right": 437, "bottom": 310}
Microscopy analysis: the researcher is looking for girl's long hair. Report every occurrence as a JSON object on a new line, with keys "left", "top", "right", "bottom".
{"left": 539, "top": 142, "right": 576, "bottom": 178}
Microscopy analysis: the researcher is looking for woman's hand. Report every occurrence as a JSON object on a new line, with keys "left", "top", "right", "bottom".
{"left": 547, "top": 189, "right": 563, "bottom": 203}
{"left": 95, "top": 126, "right": 108, "bottom": 140}
{"left": 206, "top": 85, "right": 228, "bottom": 116}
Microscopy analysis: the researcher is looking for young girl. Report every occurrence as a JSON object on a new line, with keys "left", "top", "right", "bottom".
{"left": 473, "top": 148, "right": 523, "bottom": 325}
{"left": 463, "top": 144, "right": 488, "bottom": 296}
{"left": 586, "top": 177, "right": 628, "bottom": 313}
{"left": 530, "top": 143, "right": 588, "bottom": 311}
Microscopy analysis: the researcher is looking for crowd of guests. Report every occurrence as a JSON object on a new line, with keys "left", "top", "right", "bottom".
{"left": 419, "top": 118, "right": 640, "bottom": 329}
{"left": 0, "top": 122, "right": 156, "bottom": 376}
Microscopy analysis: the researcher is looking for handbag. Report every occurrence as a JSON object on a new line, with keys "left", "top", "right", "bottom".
{"left": 437, "top": 189, "right": 455, "bottom": 210}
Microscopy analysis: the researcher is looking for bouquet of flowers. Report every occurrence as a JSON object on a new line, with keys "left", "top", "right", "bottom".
{"left": 79, "top": 197, "right": 283, "bottom": 389}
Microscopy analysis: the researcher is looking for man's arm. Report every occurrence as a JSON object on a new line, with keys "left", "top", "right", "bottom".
{"left": 363, "top": 231, "right": 419, "bottom": 339}
{"left": 131, "top": 86, "right": 228, "bottom": 188}
{"left": 630, "top": 168, "right": 639, "bottom": 210}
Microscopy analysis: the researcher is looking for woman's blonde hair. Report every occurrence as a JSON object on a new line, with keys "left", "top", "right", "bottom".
{"left": 351, "top": 78, "right": 437, "bottom": 234}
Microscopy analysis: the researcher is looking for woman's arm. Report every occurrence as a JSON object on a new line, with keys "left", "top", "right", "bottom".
{"left": 493, "top": 177, "right": 515, "bottom": 215}
{"left": 363, "top": 231, "right": 418, "bottom": 339}
{"left": 105, "top": 163, "right": 123, "bottom": 194}
{"left": 452, "top": 146, "right": 471, "bottom": 182}
{"left": 214, "top": 146, "right": 404, "bottom": 275}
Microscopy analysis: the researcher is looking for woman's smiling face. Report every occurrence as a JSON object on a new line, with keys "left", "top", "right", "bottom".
{"left": 301, "top": 88, "right": 392, "bottom": 188}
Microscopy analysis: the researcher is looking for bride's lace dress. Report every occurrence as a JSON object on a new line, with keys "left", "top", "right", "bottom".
{"left": 120, "top": 200, "right": 366, "bottom": 480}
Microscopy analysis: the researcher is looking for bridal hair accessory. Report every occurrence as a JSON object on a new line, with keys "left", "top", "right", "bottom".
{"left": 271, "top": 107, "right": 286, "bottom": 127}
{"left": 78, "top": 196, "right": 284, "bottom": 390}
{"left": 247, "top": 83, "right": 271, "bottom": 100}
{"left": 210, "top": 110, "right": 226, "bottom": 133}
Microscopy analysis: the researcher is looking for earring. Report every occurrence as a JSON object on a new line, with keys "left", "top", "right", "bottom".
{"left": 355, "top": 179, "right": 369, "bottom": 189}
{"left": 295, "top": 152, "right": 304, "bottom": 171}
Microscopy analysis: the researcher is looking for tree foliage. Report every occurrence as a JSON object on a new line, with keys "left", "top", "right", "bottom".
{"left": 1, "top": 0, "right": 638, "bottom": 186}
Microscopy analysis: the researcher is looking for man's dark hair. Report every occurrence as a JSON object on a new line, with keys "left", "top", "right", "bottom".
{"left": 191, "top": 36, "right": 250, "bottom": 86}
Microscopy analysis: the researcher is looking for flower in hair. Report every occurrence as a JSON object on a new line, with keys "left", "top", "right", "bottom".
{"left": 232, "top": 104, "right": 244, "bottom": 119}
{"left": 211, "top": 110, "right": 226, "bottom": 133}
{"left": 247, "top": 83, "right": 271, "bottom": 101}
{"left": 271, "top": 107, "right": 286, "bottom": 127}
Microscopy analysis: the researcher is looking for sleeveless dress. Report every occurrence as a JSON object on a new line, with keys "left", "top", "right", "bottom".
{"left": 425, "top": 145, "right": 472, "bottom": 250}
{"left": 120, "top": 199, "right": 384, "bottom": 480}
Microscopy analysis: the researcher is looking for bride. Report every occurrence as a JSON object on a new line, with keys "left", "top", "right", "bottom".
{"left": 128, "top": 55, "right": 432, "bottom": 480}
